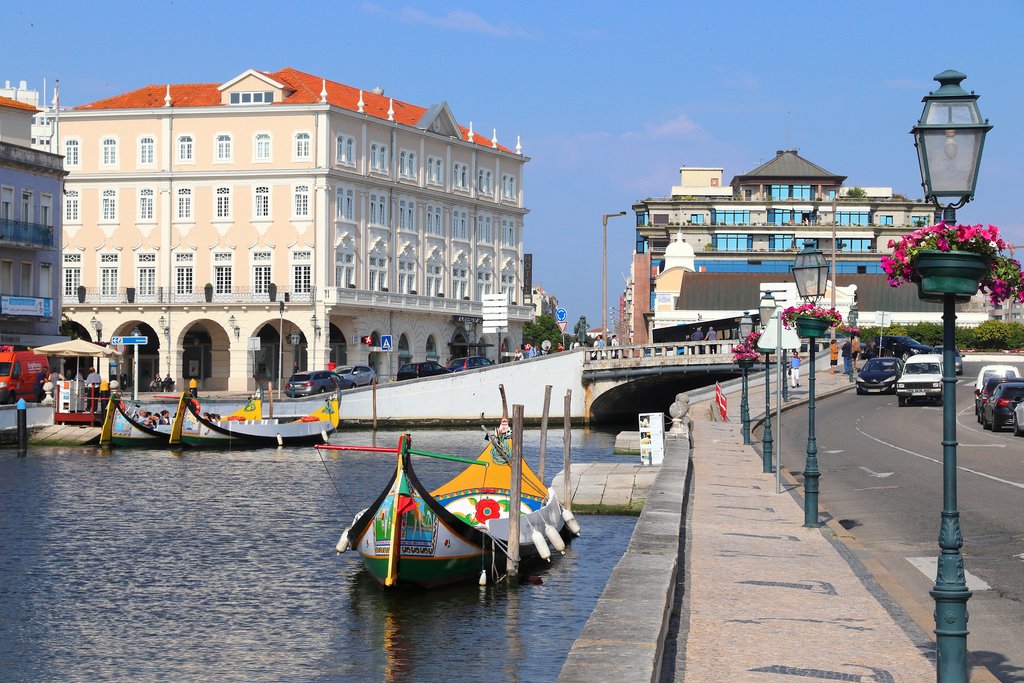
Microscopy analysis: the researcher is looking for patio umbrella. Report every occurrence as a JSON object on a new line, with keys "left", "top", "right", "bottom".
{"left": 30, "top": 338, "right": 121, "bottom": 378}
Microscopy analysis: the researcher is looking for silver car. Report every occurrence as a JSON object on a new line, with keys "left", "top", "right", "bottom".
{"left": 332, "top": 365, "right": 377, "bottom": 388}
{"left": 932, "top": 345, "right": 963, "bottom": 375}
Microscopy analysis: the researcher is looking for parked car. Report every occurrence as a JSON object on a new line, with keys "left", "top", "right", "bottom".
{"left": 855, "top": 357, "right": 903, "bottom": 395}
{"left": 446, "top": 356, "right": 495, "bottom": 372}
{"left": 396, "top": 361, "right": 450, "bottom": 381}
{"left": 980, "top": 381, "right": 1024, "bottom": 431}
{"left": 976, "top": 376, "right": 1013, "bottom": 422}
{"left": 895, "top": 353, "right": 942, "bottom": 406}
{"left": 931, "top": 345, "right": 963, "bottom": 375}
{"left": 285, "top": 370, "right": 343, "bottom": 398}
{"left": 332, "top": 365, "right": 377, "bottom": 388}
{"left": 1013, "top": 393, "right": 1024, "bottom": 436}
{"left": 873, "top": 335, "right": 934, "bottom": 361}
{"left": 974, "top": 364, "right": 1020, "bottom": 397}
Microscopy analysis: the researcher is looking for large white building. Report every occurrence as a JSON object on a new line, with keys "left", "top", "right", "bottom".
{"left": 58, "top": 67, "right": 531, "bottom": 390}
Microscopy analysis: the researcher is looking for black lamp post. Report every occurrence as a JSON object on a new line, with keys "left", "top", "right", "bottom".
{"left": 757, "top": 291, "right": 776, "bottom": 472}
{"left": 738, "top": 311, "right": 754, "bottom": 445}
{"left": 847, "top": 303, "right": 858, "bottom": 383}
{"left": 289, "top": 330, "right": 302, "bottom": 373}
{"left": 912, "top": 69, "right": 991, "bottom": 682}
{"left": 791, "top": 241, "right": 830, "bottom": 528}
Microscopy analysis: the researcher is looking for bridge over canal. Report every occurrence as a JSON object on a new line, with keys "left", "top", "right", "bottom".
{"left": 337, "top": 341, "right": 746, "bottom": 426}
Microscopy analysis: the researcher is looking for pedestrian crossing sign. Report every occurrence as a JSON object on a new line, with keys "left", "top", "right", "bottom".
{"left": 380, "top": 335, "right": 393, "bottom": 351}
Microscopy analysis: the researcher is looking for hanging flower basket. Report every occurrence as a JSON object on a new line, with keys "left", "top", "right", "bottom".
{"left": 736, "top": 356, "right": 756, "bottom": 368}
{"left": 882, "top": 222, "right": 1024, "bottom": 305}
{"left": 795, "top": 316, "right": 832, "bottom": 338}
{"left": 732, "top": 330, "right": 761, "bottom": 364}
{"left": 781, "top": 304, "right": 842, "bottom": 338}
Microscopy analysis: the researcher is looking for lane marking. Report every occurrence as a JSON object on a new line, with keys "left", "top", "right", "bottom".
{"left": 906, "top": 557, "right": 991, "bottom": 591}
{"left": 858, "top": 466, "right": 894, "bottom": 478}
{"left": 823, "top": 449, "right": 844, "bottom": 454}
{"left": 854, "top": 424, "right": 1024, "bottom": 490}
{"left": 959, "top": 443, "right": 1006, "bottom": 448}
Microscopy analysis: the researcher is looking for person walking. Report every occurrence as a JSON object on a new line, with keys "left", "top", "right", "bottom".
{"left": 690, "top": 326, "right": 704, "bottom": 342}
{"left": 851, "top": 335, "right": 862, "bottom": 371}
{"left": 789, "top": 353, "right": 801, "bottom": 388}
{"left": 841, "top": 339, "right": 852, "bottom": 375}
{"left": 829, "top": 339, "right": 839, "bottom": 375}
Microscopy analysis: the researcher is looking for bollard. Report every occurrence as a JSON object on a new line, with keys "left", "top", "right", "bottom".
{"left": 17, "top": 398, "right": 28, "bottom": 457}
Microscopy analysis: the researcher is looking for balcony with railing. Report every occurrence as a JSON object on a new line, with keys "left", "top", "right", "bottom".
{"left": 0, "top": 218, "right": 55, "bottom": 248}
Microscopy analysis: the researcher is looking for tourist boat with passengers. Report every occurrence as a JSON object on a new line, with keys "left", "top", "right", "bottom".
{"left": 321, "top": 425, "right": 580, "bottom": 588}
{"left": 170, "top": 391, "right": 339, "bottom": 447}
{"left": 99, "top": 392, "right": 261, "bottom": 448}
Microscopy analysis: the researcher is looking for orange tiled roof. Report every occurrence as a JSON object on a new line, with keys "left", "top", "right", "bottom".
{"left": 0, "top": 95, "right": 39, "bottom": 112}
{"left": 74, "top": 67, "right": 513, "bottom": 153}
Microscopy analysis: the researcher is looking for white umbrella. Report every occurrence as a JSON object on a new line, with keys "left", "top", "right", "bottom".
{"left": 30, "top": 338, "right": 121, "bottom": 380}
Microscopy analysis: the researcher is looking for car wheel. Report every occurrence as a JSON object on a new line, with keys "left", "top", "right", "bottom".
{"left": 983, "top": 413, "right": 993, "bottom": 430}
{"left": 856, "top": 388, "right": 864, "bottom": 395}
{"left": 898, "top": 396, "right": 906, "bottom": 407}
{"left": 901, "top": 351, "right": 911, "bottom": 361}
{"left": 319, "top": 387, "right": 328, "bottom": 394}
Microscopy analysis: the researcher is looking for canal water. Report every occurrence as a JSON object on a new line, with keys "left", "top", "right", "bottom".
{"left": 0, "top": 427, "right": 638, "bottom": 682}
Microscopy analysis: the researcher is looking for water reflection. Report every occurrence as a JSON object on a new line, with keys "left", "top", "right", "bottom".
{"left": 0, "top": 428, "right": 637, "bottom": 682}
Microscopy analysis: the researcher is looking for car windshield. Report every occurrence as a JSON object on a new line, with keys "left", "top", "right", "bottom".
{"left": 864, "top": 359, "right": 899, "bottom": 372}
{"left": 0, "top": 362, "right": 11, "bottom": 375}
{"left": 905, "top": 363, "right": 940, "bottom": 375}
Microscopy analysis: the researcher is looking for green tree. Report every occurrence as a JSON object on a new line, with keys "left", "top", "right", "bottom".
{"left": 905, "top": 322, "right": 942, "bottom": 347}
{"left": 846, "top": 187, "right": 867, "bottom": 198}
{"left": 573, "top": 316, "right": 591, "bottom": 347}
{"left": 522, "top": 314, "right": 563, "bottom": 350}
{"left": 972, "top": 319, "right": 1010, "bottom": 349}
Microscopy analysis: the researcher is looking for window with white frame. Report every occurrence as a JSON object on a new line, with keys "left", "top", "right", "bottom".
{"left": 370, "top": 142, "right": 388, "bottom": 173}
{"left": 175, "top": 252, "right": 194, "bottom": 295}
{"left": 291, "top": 251, "right": 311, "bottom": 293}
{"left": 500, "top": 269, "right": 516, "bottom": 296}
{"left": 65, "top": 189, "right": 79, "bottom": 222}
{"left": 139, "top": 188, "right": 155, "bottom": 221}
{"left": 254, "top": 186, "right": 270, "bottom": 219}
{"left": 0, "top": 188, "right": 9, "bottom": 219}
{"left": 294, "top": 132, "right": 311, "bottom": 160}
{"left": 426, "top": 260, "right": 443, "bottom": 296}
{"left": 475, "top": 215, "right": 493, "bottom": 243}
{"left": 453, "top": 162, "right": 468, "bottom": 189}
{"left": 139, "top": 136, "right": 155, "bottom": 165}
{"left": 214, "top": 252, "right": 233, "bottom": 294}
{"left": 335, "top": 186, "right": 354, "bottom": 221}
{"left": 501, "top": 219, "right": 516, "bottom": 247}
{"left": 215, "top": 187, "right": 231, "bottom": 219}
{"left": 176, "top": 187, "right": 193, "bottom": 220}
{"left": 369, "top": 193, "right": 387, "bottom": 226}
{"left": 137, "top": 253, "right": 156, "bottom": 296}
{"left": 101, "top": 188, "right": 117, "bottom": 221}
{"left": 293, "top": 185, "right": 310, "bottom": 218}
{"left": 40, "top": 195, "right": 51, "bottom": 226}
{"left": 475, "top": 269, "right": 493, "bottom": 298}
{"left": 335, "top": 250, "right": 355, "bottom": 288}
{"left": 254, "top": 133, "right": 271, "bottom": 161}
{"left": 477, "top": 168, "right": 493, "bottom": 195}
{"left": 397, "top": 255, "right": 416, "bottom": 293}
{"left": 64, "top": 139, "right": 80, "bottom": 167}
{"left": 452, "top": 209, "right": 468, "bottom": 240}
{"left": 215, "top": 134, "right": 232, "bottom": 161}
{"left": 252, "top": 251, "right": 272, "bottom": 294}
{"left": 399, "top": 199, "right": 415, "bottom": 231}
{"left": 501, "top": 173, "right": 517, "bottom": 200}
{"left": 369, "top": 254, "right": 388, "bottom": 291}
{"left": 426, "top": 204, "right": 443, "bottom": 236}
{"left": 452, "top": 263, "right": 469, "bottom": 299}
{"left": 177, "top": 135, "right": 193, "bottom": 162}
{"left": 40, "top": 262, "right": 52, "bottom": 299}
{"left": 101, "top": 137, "right": 117, "bottom": 166}
{"left": 229, "top": 91, "right": 274, "bottom": 104}
{"left": 99, "top": 253, "right": 119, "bottom": 296}
{"left": 427, "top": 156, "right": 444, "bottom": 185}
{"left": 336, "top": 135, "right": 355, "bottom": 166}
{"left": 399, "top": 150, "right": 417, "bottom": 179}
{"left": 62, "top": 253, "right": 81, "bottom": 298}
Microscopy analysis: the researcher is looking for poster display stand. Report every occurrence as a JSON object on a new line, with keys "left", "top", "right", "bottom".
{"left": 638, "top": 412, "right": 665, "bottom": 465}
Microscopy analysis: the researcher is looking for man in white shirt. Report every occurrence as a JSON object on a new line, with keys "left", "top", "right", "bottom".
{"left": 85, "top": 367, "right": 101, "bottom": 387}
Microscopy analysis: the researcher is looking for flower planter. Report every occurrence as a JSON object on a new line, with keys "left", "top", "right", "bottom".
{"left": 795, "top": 315, "right": 832, "bottom": 338}
{"left": 913, "top": 249, "right": 990, "bottom": 302}
{"left": 736, "top": 357, "right": 755, "bottom": 369}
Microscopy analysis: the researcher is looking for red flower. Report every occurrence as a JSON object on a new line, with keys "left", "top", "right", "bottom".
{"left": 474, "top": 498, "right": 502, "bottom": 523}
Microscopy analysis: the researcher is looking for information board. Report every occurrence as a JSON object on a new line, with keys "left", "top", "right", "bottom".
{"left": 638, "top": 412, "right": 665, "bottom": 466}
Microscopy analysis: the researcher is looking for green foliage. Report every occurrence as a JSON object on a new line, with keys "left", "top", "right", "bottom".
{"left": 846, "top": 187, "right": 867, "bottom": 198}
{"left": 522, "top": 314, "right": 562, "bottom": 348}
{"left": 904, "top": 322, "right": 942, "bottom": 347}
{"left": 972, "top": 319, "right": 1010, "bottom": 349}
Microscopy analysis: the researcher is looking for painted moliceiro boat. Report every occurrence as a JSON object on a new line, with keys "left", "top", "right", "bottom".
{"left": 99, "top": 393, "right": 260, "bottom": 447}
{"left": 323, "top": 430, "right": 581, "bottom": 588}
{"left": 171, "top": 392, "right": 340, "bottom": 447}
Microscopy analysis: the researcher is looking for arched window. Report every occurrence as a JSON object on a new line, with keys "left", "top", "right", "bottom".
{"left": 425, "top": 335, "right": 438, "bottom": 361}
{"left": 398, "top": 334, "right": 412, "bottom": 365}
{"left": 216, "top": 134, "right": 232, "bottom": 161}
{"left": 177, "top": 135, "right": 193, "bottom": 162}
{"left": 101, "top": 137, "right": 117, "bottom": 166}
{"left": 255, "top": 133, "right": 271, "bottom": 161}
{"left": 294, "top": 132, "right": 311, "bottom": 159}
{"left": 64, "top": 139, "right": 80, "bottom": 166}
{"left": 139, "top": 136, "right": 155, "bottom": 165}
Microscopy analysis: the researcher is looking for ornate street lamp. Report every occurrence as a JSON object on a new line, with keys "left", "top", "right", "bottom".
{"left": 757, "top": 291, "right": 776, "bottom": 473}
{"left": 90, "top": 316, "right": 103, "bottom": 343}
{"left": 912, "top": 69, "right": 991, "bottom": 682}
{"left": 228, "top": 315, "right": 240, "bottom": 340}
{"left": 790, "top": 241, "right": 829, "bottom": 528}
{"left": 289, "top": 329, "right": 302, "bottom": 374}
{"left": 738, "top": 311, "right": 754, "bottom": 445}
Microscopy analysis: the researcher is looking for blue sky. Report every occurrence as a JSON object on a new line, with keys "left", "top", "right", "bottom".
{"left": 7, "top": 1, "right": 1023, "bottom": 326}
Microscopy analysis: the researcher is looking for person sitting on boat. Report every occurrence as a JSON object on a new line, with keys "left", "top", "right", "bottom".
{"left": 138, "top": 410, "right": 157, "bottom": 427}
{"left": 158, "top": 410, "right": 171, "bottom": 425}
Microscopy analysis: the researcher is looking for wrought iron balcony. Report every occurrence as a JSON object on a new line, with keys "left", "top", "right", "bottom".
{"left": 0, "top": 218, "right": 55, "bottom": 248}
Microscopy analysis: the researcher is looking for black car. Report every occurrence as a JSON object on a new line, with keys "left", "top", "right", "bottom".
{"left": 855, "top": 357, "right": 903, "bottom": 395}
{"left": 396, "top": 361, "right": 450, "bottom": 381}
{"left": 873, "top": 335, "right": 933, "bottom": 360}
{"left": 976, "top": 376, "right": 1012, "bottom": 421}
{"left": 932, "top": 345, "right": 964, "bottom": 375}
{"left": 981, "top": 381, "right": 1024, "bottom": 431}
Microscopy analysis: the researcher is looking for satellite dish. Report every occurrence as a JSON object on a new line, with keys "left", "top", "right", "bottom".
{"left": 541, "top": 340, "right": 552, "bottom": 351}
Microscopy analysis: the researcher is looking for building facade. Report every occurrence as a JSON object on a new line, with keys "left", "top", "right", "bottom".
{"left": 59, "top": 68, "right": 530, "bottom": 390}
{"left": 627, "top": 149, "right": 988, "bottom": 342}
{"left": 0, "top": 95, "right": 65, "bottom": 349}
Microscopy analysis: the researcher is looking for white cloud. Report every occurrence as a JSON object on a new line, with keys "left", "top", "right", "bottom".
{"left": 361, "top": 4, "right": 534, "bottom": 37}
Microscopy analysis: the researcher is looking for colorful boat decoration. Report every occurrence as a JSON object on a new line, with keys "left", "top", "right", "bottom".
{"left": 99, "top": 392, "right": 259, "bottom": 448}
{"left": 322, "top": 429, "right": 580, "bottom": 588}
{"left": 169, "top": 392, "right": 339, "bottom": 447}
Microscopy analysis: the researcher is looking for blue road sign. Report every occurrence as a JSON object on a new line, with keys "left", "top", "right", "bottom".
{"left": 555, "top": 307, "right": 567, "bottom": 323}
{"left": 111, "top": 335, "right": 148, "bottom": 345}
{"left": 380, "top": 335, "right": 393, "bottom": 351}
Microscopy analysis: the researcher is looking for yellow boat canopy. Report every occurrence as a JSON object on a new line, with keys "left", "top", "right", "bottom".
{"left": 429, "top": 438, "right": 548, "bottom": 500}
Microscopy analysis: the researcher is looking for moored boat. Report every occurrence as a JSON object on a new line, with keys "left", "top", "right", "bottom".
{"left": 323, "top": 429, "right": 580, "bottom": 588}
{"left": 171, "top": 392, "right": 339, "bottom": 447}
{"left": 100, "top": 392, "right": 260, "bottom": 447}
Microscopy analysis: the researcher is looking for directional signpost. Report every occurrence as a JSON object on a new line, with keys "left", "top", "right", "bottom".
{"left": 111, "top": 335, "right": 148, "bottom": 400}
{"left": 483, "top": 293, "right": 510, "bottom": 361}
{"left": 556, "top": 307, "right": 568, "bottom": 334}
